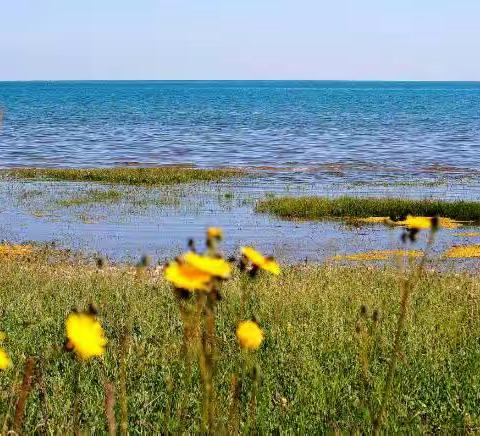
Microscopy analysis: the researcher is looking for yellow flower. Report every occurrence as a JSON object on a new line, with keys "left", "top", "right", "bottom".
{"left": 0, "top": 347, "right": 12, "bottom": 370}
{"left": 240, "top": 246, "right": 281, "bottom": 275}
{"left": 207, "top": 227, "right": 223, "bottom": 239}
{"left": 183, "top": 252, "right": 231, "bottom": 279}
{"left": 236, "top": 320, "right": 264, "bottom": 350}
{"left": 396, "top": 215, "right": 433, "bottom": 230}
{"left": 164, "top": 261, "right": 212, "bottom": 291}
{"left": 65, "top": 312, "right": 107, "bottom": 360}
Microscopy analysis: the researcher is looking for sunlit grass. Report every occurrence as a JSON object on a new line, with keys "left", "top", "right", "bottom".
{"left": 4, "top": 166, "right": 245, "bottom": 186}
{"left": 0, "top": 249, "right": 479, "bottom": 433}
{"left": 256, "top": 196, "right": 480, "bottom": 222}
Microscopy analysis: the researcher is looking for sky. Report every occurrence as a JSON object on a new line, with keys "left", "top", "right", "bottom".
{"left": 1, "top": 0, "right": 479, "bottom": 81}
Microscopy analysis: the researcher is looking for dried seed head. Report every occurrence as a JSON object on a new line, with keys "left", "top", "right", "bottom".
{"left": 372, "top": 309, "right": 380, "bottom": 322}
{"left": 87, "top": 303, "right": 98, "bottom": 316}
{"left": 138, "top": 255, "right": 152, "bottom": 268}
{"left": 360, "top": 305, "right": 368, "bottom": 317}
{"left": 174, "top": 288, "right": 191, "bottom": 300}
{"left": 249, "top": 265, "right": 259, "bottom": 278}
{"left": 96, "top": 256, "right": 107, "bottom": 269}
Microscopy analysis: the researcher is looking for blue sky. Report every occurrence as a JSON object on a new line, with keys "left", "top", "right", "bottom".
{"left": 1, "top": 0, "right": 479, "bottom": 80}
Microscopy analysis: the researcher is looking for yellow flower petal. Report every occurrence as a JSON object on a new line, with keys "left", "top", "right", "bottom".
{"left": 0, "top": 347, "right": 12, "bottom": 370}
{"left": 241, "top": 246, "right": 281, "bottom": 275}
{"left": 65, "top": 312, "right": 107, "bottom": 360}
{"left": 207, "top": 227, "right": 223, "bottom": 239}
{"left": 262, "top": 258, "right": 281, "bottom": 275}
{"left": 164, "top": 261, "right": 212, "bottom": 291}
{"left": 236, "top": 320, "right": 264, "bottom": 350}
{"left": 396, "top": 215, "right": 433, "bottom": 230}
{"left": 182, "top": 252, "right": 231, "bottom": 279}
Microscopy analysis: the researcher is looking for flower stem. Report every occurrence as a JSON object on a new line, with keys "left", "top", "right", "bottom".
{"left": 13, "top": 356, "right": 36, "bottom": 434}
{"left": 373, "top": 231, "right": 435, "bottom": 433}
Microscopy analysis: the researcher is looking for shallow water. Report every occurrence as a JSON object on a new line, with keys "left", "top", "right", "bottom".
{"left": 1, "top": 81, "right": 479, "bottom": 264}
{"left": 1, "top": 175, "right": 479, "bottom": 268}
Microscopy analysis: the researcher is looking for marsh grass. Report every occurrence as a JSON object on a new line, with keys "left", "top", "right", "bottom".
{"left": 57, "top": 189, "right": 124, "bottom": 207}
{"left": 257, "top": 196, "right": 480, "bottom": 222}
{"left": 4, "top": 167, "right": 245, "bottom": 186}
{"left": 0, "top": 250, "right": 479, "bottom": 433}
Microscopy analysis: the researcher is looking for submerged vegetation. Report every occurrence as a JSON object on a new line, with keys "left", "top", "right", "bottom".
{"left": 4, "top": 166, "right": 245, "bottom": 186}
{"left": 56, "top": 189, "right": 123, "bottom": 207}
{"left": 0, "top": 221, "right": 480, "bottom": 433}
{"left": 257, "top": 195, "right": 480, "bottom": 222}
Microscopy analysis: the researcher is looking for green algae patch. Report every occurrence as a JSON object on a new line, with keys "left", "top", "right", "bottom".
{"left": 4, "top": 166, "right": 245, "bottom": 186}
{"left": 57, "top": 189, "right": 124, "bottom": 207}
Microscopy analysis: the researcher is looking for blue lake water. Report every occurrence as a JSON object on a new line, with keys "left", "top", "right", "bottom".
{"left": 0, "top": 81, "right": 479, "bottom": 264}
{"left": 1, "top": 81, "right": 479, "bottom": 173}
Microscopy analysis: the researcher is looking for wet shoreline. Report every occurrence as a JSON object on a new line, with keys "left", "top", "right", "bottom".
{"left": 1, "top": 167, "right": 480, "bottom": 267}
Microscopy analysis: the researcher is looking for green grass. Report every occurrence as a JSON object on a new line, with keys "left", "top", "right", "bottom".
{"left": 0, "top": 251, "right": 479, "bottom": 433}
{"left": 4, "top": 167, "right": 245, "bottom": 186}
{"left": 57, "top": 189, "right": 124, "bottom": 207}
{"left": 256, "top": 196, "right": 480, "bottom": 222}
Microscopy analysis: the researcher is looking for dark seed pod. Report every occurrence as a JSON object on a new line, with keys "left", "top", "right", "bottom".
{"left": 87, "top": 303, "right": 98, "bottom": 316}
{"left": 96, "top": 256, "right": 107, "bottom": 269}
{"left": 64, "top": 339, "right": 74, "bottom": 352}
{"left": 137, "top": 255, "right": 152, "bottom": 268}
{"left": 372, "top": 309, "right": 380, "bottom": 322}
{"left": 249, "top": 266, "right": 259, "bottom": 278}
{"left": 174, "top": 288, "right": 191, "bottom": 300}
{"left": 360, "top": 305, "right": 368, "bottom": 317}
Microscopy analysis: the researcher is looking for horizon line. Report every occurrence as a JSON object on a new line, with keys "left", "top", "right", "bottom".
{"left": 1, "top": 79, "right": 480, "bottom": 83}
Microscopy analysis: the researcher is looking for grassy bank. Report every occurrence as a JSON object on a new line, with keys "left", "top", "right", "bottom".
{"left": 256, "top": 195, "right": 480, "bottom": 222}
{"left": 4, "top": 167, "right": 245, "bottom": 186}
{"left": 0, "top": 250, "right": 479, "bottom": 433}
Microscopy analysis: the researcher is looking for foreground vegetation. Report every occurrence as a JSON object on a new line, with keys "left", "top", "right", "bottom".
{"left": 257, "top": 195, "right": 480, "bottom": 222}
{"left": 1, "top": 243, "right": 479, "bottom": 433}
{"left": 4, "top": 167, "right": 245, "bottom": 186}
